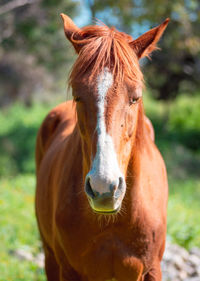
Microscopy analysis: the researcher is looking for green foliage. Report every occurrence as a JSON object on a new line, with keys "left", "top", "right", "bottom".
{"left": 169, "top": 94, "right": 200, "bottom": 131}
{"left": 0, "top": 0, "right": 77, "bottom": 106}
{"left": 168, "top": 94, "right": 200, "bottom": 150}
{"left": 1, "top": 0, "right": 78, "bottom": 68}
{"left": 144, "top": 91, "right": 200, "bottom": 152}
{"left": 0, "top": 103, "right": 52, "bottom": 176}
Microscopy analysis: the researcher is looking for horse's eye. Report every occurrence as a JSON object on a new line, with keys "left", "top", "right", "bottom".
{"left": 74, "top": 96, "right": 81, "bottom": 102}
{"left": 129, "top": 96, "right": 140, "bottom": 106}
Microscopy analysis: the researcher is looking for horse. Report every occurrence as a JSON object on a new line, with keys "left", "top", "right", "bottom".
{"left": 35, "top": 14, "right": 169, "bottom": 281}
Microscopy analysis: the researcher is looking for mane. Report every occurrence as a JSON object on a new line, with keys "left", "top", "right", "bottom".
{"left": 69, "top": 24, "right": 144, "bottom": 87}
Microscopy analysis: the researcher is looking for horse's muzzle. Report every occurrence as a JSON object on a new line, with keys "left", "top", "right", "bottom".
{"left": 85, "top": 176, "right": 126, "bottom": 214}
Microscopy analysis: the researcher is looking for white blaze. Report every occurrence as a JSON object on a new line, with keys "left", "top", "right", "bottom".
{"left": 87, "top": 69, "right": 123, "bottom": 194}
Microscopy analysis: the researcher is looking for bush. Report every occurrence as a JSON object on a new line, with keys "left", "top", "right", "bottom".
{"left": 168, "top": 94, "right": 200, "bottom": 150}
{"left": 0, "top": 103, "right": 51, "bottom": 177}
{"left": 169, "top": 94, "right": 200, "bottom": 131}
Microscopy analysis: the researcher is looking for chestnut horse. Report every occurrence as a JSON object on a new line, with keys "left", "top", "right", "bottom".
{"left": 35, "top": 14, "right": 169, "bottom": 281}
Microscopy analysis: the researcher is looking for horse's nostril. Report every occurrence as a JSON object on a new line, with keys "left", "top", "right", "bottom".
{"left": 118, "top": 177, "right": 124, "bottom": 191}
{"left": 109, "top": 177, "right": 124, "bottom": 196}
{"left": 109, "top": 183, "right": 117, "bottom": 194}
{"left": 85, "top": 177, "right": 96, "bottom": 199}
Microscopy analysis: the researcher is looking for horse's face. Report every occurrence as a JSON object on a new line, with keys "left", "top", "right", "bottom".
{"left": 61, "top": 13, "right": 169, "bottom": 214}
{"left": 72, "top": 72, "right": 142, "bottom": 214}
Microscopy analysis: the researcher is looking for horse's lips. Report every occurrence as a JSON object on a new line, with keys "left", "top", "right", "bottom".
{"left": 87, "top": 195, "right": 122, "bottom": 215}
{"left": 93, "top": 205, "right": 121, "bottom": 215}
{"left": 86, "top": 187, "right": 125, "bottom": 215}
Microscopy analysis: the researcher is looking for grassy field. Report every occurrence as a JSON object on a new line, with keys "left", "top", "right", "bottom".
{"left": 0, "top": 94, "right": 200, "bottom": 280}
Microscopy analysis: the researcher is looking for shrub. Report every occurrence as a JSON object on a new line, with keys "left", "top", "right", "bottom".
{"left": 168, "top": 94, "right": 200, "bottom": 150}
{"left": 0, "top": 103, "right": 51, "bottom": 177}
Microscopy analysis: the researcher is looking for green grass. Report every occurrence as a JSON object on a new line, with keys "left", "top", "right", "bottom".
{"left": 0, "top": 96, "right": 199, "bottom": 279}
{"left": 0, "top": 174, "right": 45, "bottom": 280}
{"left": 167, "top": 177, "right": 200, "bottom": 249}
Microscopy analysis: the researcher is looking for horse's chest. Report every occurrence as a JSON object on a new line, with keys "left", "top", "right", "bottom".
{"left": 56, "top": 221, "right": 150, "bottom": 281}
{"left": 84, "top": 237, "right": 144, "bottom": 281}
{"left": 55, "top": 202, "right": 159, "bottom": 280}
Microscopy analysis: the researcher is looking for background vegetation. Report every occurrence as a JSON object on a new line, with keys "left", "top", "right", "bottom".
{"left": 0, "top": 0, "right": 200, "bottom": 279}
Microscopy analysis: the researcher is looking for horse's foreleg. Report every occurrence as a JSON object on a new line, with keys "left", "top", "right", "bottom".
{"left": 60, "top": 267, "right": 84, "bottom": 281}
{"left": 44, "top": 246, "right": 60, "bottom": 281}
{"left": 144, "top": 262, "right": 162, "bottom": 281}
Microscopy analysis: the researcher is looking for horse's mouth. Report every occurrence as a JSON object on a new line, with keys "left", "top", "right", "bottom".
{"left": 93, "top": 206, "right": 121, "bottom": 215}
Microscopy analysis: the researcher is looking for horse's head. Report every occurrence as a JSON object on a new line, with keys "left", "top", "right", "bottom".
{"left": 61, "top": 14, "right": 169, "bottom": 215}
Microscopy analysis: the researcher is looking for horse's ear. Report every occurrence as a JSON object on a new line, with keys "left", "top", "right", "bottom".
{"left": 130, "top": 18, "right": 170, "bottom": 59}
{"left": 60, "top": 13, "right": 83, "bottom": 53}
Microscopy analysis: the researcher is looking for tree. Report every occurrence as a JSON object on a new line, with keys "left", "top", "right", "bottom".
{"left": 0, "top": 0, "right": 78, "bottom": 105}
